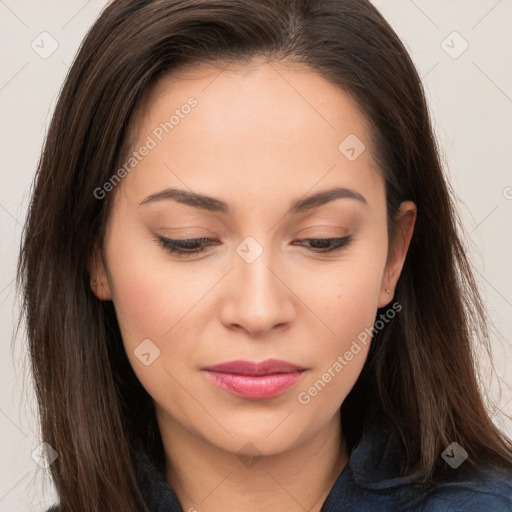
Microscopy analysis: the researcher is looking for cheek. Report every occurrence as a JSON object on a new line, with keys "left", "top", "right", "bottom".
{"left": 296, "top": 243, "right": 387, "bottom": 400}
{"left": 106, "top": 250, "right": 199, "bottom": 404}
{"left": 104, "top": 225, "right": 220, "bottom": 395}
{"left": 105, "top": 222, "right": 206, "bottom": 342}
{"left": 295, "top": 279, "right": 377, "bottom": 413}
{"left": 310, "top": 273, "right": 378, "bottom": 375}
{"left": 308, "top": 250, "right": 387, "bottom": 336}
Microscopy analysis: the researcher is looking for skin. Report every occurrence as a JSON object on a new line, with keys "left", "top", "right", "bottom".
{"left": 90, "top": 58, "right": 416, "bottom": 512}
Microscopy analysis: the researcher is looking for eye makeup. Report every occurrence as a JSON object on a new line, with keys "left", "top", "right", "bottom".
{"left": 153, "top": 235, "right": 353, "bottom": 258}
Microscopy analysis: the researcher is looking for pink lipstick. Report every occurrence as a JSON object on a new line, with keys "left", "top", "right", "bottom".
{"left": 202, "top": 359, "right": 306, "bottom": 400}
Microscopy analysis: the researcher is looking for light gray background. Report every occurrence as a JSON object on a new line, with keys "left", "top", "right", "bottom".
{"left": 1, "top": 1, "right": 511, "bottom": 510}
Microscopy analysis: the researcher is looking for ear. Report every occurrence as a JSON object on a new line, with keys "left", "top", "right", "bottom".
{"left": 88, "top": 243, "right": 113, "bottom": 301}
{"left": 378, "top": 201, "right": 417, "bottom": 308}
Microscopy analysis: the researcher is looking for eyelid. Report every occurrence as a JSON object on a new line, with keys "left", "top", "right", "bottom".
{"left": 153, "top": 234, "right": 352, "bottom": 257}
{"left": 295, "top": 223, "right": 350, "bottom": 235}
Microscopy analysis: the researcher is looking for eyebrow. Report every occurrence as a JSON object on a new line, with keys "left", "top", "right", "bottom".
{"left": 139, "top": 186, "right": 367, "bottom": 214}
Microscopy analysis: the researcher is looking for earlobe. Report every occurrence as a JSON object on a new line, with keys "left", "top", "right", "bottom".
{"left": 378, "top": 201, "right": 417, "bottom": 308}
{"left": 378, "top": 285, "right": 394, "bottom": 308}
{"left": 88, "top": 245, "right": 113, "bottom": 301}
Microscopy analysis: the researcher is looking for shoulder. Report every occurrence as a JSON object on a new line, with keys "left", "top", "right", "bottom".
{"left": 344, "top": 414, "right": 512, "bottom": 511}
{"left": 410, "top": 469, "right": 512, "bottom": 511}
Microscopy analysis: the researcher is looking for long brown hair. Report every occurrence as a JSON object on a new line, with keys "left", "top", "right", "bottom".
{"left": 16, "top": 0, "right": 512, "bottom": 510}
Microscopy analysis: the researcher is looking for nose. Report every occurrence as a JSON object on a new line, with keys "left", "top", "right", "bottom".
{"left": 218, "top": 239, "right": 296, "bottom": 337}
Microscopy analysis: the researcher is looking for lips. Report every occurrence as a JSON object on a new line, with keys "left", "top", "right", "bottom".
{"left": 201, "top": 359, "right": 306, "bottom": 399}
{"left": 202, "top": 359, "right": 305, "bottom": 375}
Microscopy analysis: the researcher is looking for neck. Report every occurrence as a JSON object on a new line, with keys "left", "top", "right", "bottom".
{"left": 157, "top": 411, "right": 348, "bottom": 512}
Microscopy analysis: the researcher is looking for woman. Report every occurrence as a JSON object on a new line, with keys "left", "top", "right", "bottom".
{"left": 17, "top": 0, "right": 512, "bottom": 511}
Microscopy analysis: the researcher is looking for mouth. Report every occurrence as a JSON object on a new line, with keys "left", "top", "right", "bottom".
{"left": 201, "top": 359, "right": 306, "bottom": 400}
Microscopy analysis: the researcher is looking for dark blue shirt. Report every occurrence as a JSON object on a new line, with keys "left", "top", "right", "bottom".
{"left": 134, "top": 414, "right": 512, "bottom": 512}
{"left": 44, "top": 414, "right": 512, "bottom": 511}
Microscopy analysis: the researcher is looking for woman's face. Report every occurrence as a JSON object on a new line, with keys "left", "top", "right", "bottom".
{"left": 92, "top": 59, "right": 415, "bottom": 457}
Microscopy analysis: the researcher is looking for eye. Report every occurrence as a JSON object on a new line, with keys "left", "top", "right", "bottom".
{"left": 154, "top": 235, "right": 352, "bottom": 257}
{"left": 154, "top": 236, "right": 218, "bottom": 257}
{"left": 293, "top": 236, "right": 352, "bottom": 254}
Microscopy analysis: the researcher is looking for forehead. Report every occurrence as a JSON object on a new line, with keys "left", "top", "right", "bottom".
{"left": 139, "top": 59, "right": 370, "bottom": 145}
{"left": 117, "top": 59, "right": 383, "bottom": 211}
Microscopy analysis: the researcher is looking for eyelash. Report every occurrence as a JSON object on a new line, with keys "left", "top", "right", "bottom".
{"left": 154, "top": 235, "right": 352, "bottom": 257}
